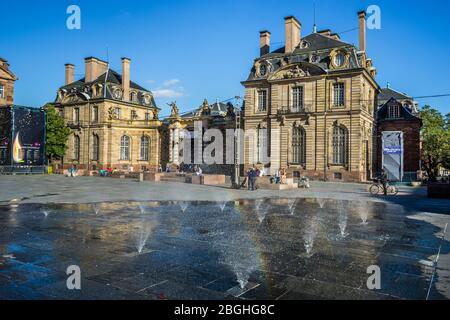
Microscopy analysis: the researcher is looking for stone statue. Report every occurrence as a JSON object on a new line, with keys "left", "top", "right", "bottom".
{"left": 169, "top": 102, "right": 179, "bottom": 118}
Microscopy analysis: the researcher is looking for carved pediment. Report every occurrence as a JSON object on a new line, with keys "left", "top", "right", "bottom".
{"left": 269, "top": 64, "right": 310, "bottom": 81}
{"left": 61, "top": 92, "right": 89, "bottom": 104}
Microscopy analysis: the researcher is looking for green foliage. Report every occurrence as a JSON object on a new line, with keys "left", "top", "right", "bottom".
{"left": 44, "top": 104, "right": 71, "bottom": 162}
{"left": 420, "top": 105, "right": 450, "bottom": 181}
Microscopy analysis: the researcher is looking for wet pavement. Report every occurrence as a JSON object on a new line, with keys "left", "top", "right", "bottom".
{"left": 1, "top": 198, "right": 449, "bottom": 300}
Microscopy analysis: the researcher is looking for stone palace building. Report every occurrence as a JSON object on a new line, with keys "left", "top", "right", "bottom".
{"left": 241, "top": 12, "right": 379, "bottom": 182}
{"left": 53, "top": 57, "right": 162, "bottom": 171}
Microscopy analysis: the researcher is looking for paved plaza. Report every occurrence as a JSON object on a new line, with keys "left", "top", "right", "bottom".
{"left": 0, "top": 175, "right": 449, "bottom": 300}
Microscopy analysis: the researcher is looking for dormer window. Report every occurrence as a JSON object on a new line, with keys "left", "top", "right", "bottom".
{"left": 130, "top": 91, "right": 137, "bottom": 102}
{"left": 334, "top": 53, "right": 345, "bottom": 67}
{"left": 388, "top": 105, "right": 400, "bottom": 119}
{"left": 310, "top": 54, "right": 320, "bottom": 63}
{"left": 259, "top": 64, "right": 267, "bottom": 77}
{"left": 300, "top": 40, "right": 309, "bottom": 49}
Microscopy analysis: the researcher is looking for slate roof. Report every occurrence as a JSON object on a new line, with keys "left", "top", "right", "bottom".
{"left": 378, "top": 88, "right": 411, "bottom": 102}
{"left": 245, "top": 32, "right": 362, "bottom": 82}
{"left": 56, "top": 69, "right": 157, "bottom": 108}
{"left": 181, "top": 101, "right": 235, "bottom": 118}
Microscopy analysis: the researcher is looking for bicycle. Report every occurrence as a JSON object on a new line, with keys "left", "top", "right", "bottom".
{"left": 369, "top": 179, "right": 399, "bottom": 196}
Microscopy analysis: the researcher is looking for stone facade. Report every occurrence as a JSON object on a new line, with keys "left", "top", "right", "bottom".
{"left": 53, "top": 57, "right": 162, "bottom": 171}
{"left": 0, "top": 58, "right": 17, "bottom": 106}
{"left": 162, "top": 99, "right": 237, "bottom": 175}
{"left": 242, "top": 13, "right": 379, "bottom": 182}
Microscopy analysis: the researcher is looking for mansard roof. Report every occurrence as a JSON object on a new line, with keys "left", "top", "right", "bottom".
{"left": 56, "top": 69, "right": 157, "bottom": 108}
{"left": 266, "top": 33, "right": 350, "bottom": 57}
{"left": 245, "top": 32, "right": 363, "bottom": 83}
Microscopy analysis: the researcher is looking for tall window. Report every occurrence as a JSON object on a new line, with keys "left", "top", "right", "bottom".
{"left": 292, "top": 87, "right": 304, "bottom": 111}
{"left": 114, "top": 107, "right": 121, "bottom": 119}
{"left": 333, "top": 83, "right": 345, "bottom": 107}
{"left": 145, "top": 112, "right": 150, "bottom": 121}
{"left": 92, "top": 134, "right": 99, "bottom": 161}
{"left": 120, "top": 136, "right": 130, "bottom": 160}
{"left": 140, "top": 136, "right": 150, "bottom": 161}
{"left": 131, "top": 110, "right": 137, "bottom": 120}
{"left": 73, "top": 107, "right": 80, "bottom": 123}
{"left": 332, "top": 125, "right": 348, "bottom": 165}
{"left": 257, "top": 127, "right": 267, "bottom": 163}
{"left": 92, "top": 106, "right": 99, "bottom": 123}
{"left": 292, "top": 126, "right": 306, "bottom": 165}
{"left": 73, "top": 135, "right": 80, "bottom": 160}
{"left": 388, "top": 105, "right": 400, "bottom": 119}
{"left": 0, "top": 85, "right": 4, "bottom": 99}
{"left": 257, "top": 90, "right": 267, "bottom": 112}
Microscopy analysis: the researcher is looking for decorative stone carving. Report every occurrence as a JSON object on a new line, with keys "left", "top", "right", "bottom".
{"left": 270, "top": 64, "right": 310, "bottom": 80}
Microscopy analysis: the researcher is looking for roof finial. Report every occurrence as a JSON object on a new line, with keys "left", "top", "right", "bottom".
{"left": 387, "top": 82, "right": 391, "bottom": 89}
{"left": 313, "top": 1, "right": 317, "bottom": 33}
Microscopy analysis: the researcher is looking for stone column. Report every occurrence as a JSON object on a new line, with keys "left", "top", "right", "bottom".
{"left": 173, "top": 127, "right": 180, "bottom": 165}
{"left": 169, "top": 128, "right": 174, "bottom": 163}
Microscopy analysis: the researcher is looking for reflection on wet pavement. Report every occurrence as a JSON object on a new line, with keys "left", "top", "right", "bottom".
{"left": 0, "top": 198, "right": 448, "bottom": 300}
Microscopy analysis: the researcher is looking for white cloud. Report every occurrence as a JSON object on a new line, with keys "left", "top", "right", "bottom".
{"left": 163, "top": 79, "right": 180, "bottom": 87}
{"left": 153, "top": 88, "right": 185, "bottom": 98}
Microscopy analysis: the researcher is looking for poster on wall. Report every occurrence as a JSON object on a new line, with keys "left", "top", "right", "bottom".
{"left": 11, "top": 107, "right": 46, "bottom": 166}
{"left": 0, "top": 108, "right": 12, "bottom": 165}
{"left": 382, "top": 131, "right": 404, "bottom": 182}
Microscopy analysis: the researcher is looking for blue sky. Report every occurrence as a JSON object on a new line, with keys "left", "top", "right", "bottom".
{"left": 2, "top": 0, "right": 449, "bottom": 115}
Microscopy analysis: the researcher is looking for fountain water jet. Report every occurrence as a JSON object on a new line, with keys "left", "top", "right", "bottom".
{"left": 358, "top": 201, "right": 369, "bottom": 225}
{"left": 178, "top": 201, "right": 189, "bottom": 213}
{"left": 135, "top": 223, "right": 153, "bottom": 254}
{"left": 93, "top": 204, "right": 100, "bottom": 215}
{"left": 316, "top": 197, "right": 326, "bottom": 209}
{"left": 303, "top": 215, "right": 318, "bottom": 257}
{"left": 41, "top": 209, "right": 51, "bottom": 218}
{"left": 138, "top": 204, "right": 146, "bottom": 214}
{"left": 337, "top": 202, "right": 349, "bottom": 239}
{"left": 287, "top": 199, "right": 297, "bottom": 215}
{"left": 217, "top": 201, "right": 227, "bottom": 212}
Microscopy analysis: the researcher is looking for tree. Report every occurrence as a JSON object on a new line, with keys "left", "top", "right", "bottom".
{"left": 44, "top": 104, "right": 71, "bottom": 164}
{"left": 420, "top": 105, "right": 450, "bottom": 181}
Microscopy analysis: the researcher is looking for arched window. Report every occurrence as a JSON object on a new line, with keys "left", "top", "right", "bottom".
{"left": 120, "top": 136, "right": 130, "bottom": 160}
{"left": 73, "top": 135, "right": 80, "bottom": 160}
{"left": 92, "top": 134, "right": 100, "bottom": 161}
{"left": 140, "top": 136, "right": 150, "bottom": 161}
{"left": 292, "top": 126, "right": 306, "bottom": 165}
{"left": 332, "top": 125, "right": 348, "bottom": 165}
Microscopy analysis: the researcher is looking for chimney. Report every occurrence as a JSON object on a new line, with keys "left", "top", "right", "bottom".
{"left": 259, "top": 31, "right": 271, "bottom": 56}
{"left": 284, "top": 16, "right": 301, "bottom": 54}
{"left": 65, "top": 64, "right": 74, "bottom": 85}
{"left": 121, "top": 57, "right": 131, "bottom": 102}
{"left": 84, "top": 57, "right": 108, "bottom": 83}
{"left": 358, "top": 11, "right": 367, "bottom": 52}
